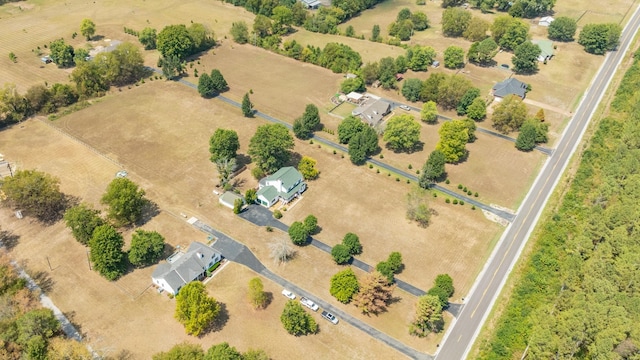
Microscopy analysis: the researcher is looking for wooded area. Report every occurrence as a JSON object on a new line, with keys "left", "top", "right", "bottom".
{"left": 480, "top": 50, "right": 640, "bottom": 359}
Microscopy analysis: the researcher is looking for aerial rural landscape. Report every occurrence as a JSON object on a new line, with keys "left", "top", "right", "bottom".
{"left": 0, "top": 0, "right": 639, "bottom": 358}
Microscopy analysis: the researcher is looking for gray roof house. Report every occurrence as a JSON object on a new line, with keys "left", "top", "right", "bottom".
{"left": 152, "top": 242, "right": 222, "bottom": 295}
{"left": 352, "top": 97, "right": 391, "bottom": 127}
{"left": 492, "top": 78, "right": 528, "bottom": 100}
{"left": 300, "top": 0, "right": 321, "bottom": 8}
{"left": 256, "top": 167, "right": 306, "bottom": 207}
{"left": 219, "top": 191, "right": 244, "bottom": 209}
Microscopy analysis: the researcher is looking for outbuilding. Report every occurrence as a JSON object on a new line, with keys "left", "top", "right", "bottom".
{"left": 219, "top": 191, "right": 244, "bottom": 209}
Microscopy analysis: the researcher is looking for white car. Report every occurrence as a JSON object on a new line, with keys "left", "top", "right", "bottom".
{"left": 300, "top": 297, "right": 319, "bottom": 311}
{"left": 321, "top": 310, "right": 339, "bottom": 325}
{"left": 399, "top": 105, "right": 411, "bottom": 111}
{"left": 282, "top": 289, "right": 296, "bottom": 300}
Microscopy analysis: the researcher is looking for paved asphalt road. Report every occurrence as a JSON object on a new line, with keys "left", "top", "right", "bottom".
{"left": 436, "top": 6, "right": 640, "bottom": 360}
{"left": 190, "top": 218, "right": 429, "bottom": 360}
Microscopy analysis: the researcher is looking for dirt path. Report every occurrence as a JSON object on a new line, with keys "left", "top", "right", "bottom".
{"left": 523, "top": 98, "right": 573, "bottom": 117}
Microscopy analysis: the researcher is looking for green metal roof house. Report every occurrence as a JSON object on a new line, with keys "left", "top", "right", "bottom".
{"left": 532, "top": 40, "right": 554, "bottom": 62}
{"left": 256, "top": 167, "right": 306, "bottom": 207}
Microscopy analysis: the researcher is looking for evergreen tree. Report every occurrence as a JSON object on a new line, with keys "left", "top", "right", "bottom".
{"left": 242, "top": 93, "right": 253, "bottom": 117}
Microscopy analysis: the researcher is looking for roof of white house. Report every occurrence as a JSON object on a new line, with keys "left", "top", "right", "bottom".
{"left": 257, "top": 167, "right": 305, "bottom": 201}
{"left": 152, "top": 242, "right": 219, "bottom": 292}
{"left": 347, "top": 92, "right": 364, "bottom": 100}
{"left": 538, "top": 16, "right": 554, "bottom": 26}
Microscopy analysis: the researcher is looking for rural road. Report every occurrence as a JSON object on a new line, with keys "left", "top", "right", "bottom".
{"left": 436, "top": 5, "right": 640, "bottom": 360}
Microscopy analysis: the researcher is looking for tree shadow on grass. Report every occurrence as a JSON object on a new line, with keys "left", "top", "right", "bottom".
{"left": 62, "top": 310, "right": 85, "bottom": 338}
{"left": 385, "top": 141, "right": 424, "bottom": 154}
{"left": 207, "top": 303, "right": 229, "bottom": 333}
{"left": 29, "top": 269, "right": 55, "bottom": 293}
{"left": 288, "top": 152, "right": 303, "bottom": 168}
{"left": 0, "top": 230, "right": 20, "bottom": 251}
{"left": 236, "top": 154, "right": 252, "bottom": 167}
{"left": 137, "top": 200, "right": 160, "bottom": 226}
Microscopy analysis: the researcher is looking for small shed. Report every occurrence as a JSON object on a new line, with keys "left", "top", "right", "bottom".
{"left": 41, "top": 56, "right": 52, "bottom": 64}
{"left": 538, "top": 16, "right": 554, "bottom": 27}
{"left": 219, "top": 191, "right": 244, "bottom": 209}
{"left": 345, "top": 73, "right": 357, "bottom": 79}
{"left": 395, "top": 73, "right": 404, "bottom": 81}
{"left": 300, "top": 0, "right": 321, "bottom": 9}
{"left": 532, "top": 40, "right": 554, "bottom": 62}
{"left": 432, "top": 60, "right": 440, "bottom": 68}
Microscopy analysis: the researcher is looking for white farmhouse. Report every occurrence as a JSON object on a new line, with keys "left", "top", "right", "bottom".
{"left": 256, "top": 167, "right": 306, "bottom": 207}
{"left": 152, "top": 242, "right": 221, "bottom": 295}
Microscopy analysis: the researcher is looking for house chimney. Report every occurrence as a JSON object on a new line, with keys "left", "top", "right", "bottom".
{"left": 197, "top": 252, "right": 203, "bottom": 259}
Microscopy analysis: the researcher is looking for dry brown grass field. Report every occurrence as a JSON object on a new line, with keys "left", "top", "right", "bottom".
{"left": 0, "top": 80, "right": 500, "bottom": 357}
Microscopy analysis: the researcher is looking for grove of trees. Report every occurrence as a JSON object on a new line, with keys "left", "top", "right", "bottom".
{"left": 197, "top": 69, "right": 228, "bottom": 97}
{"left": 491, "top": 94, "right": 528, "bottom": 133}
{"left": 547, "top": 16, "right": 577, "bottom": 42}
{"left": 419, "top": 150, "right": 447, "bottom": 187}
{"left": 293, "top": 104, "right": 321, "bottom": 139}
{"left": 578, "top": 23, "right": 622, "bottom": 55}
{"left": 1, "top": 169, "right": 67, "bottom": 223}
{"left": 383, "top": 114, "right": 421, "bottom": 152}
{"left": 153, "top": 342, "right": 269, "bottom": 360}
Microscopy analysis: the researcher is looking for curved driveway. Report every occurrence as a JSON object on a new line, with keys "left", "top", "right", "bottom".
{"left": 436, "top": 5, "right": 640, "bottom": 359}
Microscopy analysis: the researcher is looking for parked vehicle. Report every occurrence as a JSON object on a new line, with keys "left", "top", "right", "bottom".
{"left": 399, "top": 105, "right": 411, "bottom": 111}
{"left": 321, "top": 310, "right": 339, "bottom": 324}
{"left": 281, "top": 289, "right": 296, "bottom": 300}
{"left": 300, "top": 297, "right": 319, "bottom": 311}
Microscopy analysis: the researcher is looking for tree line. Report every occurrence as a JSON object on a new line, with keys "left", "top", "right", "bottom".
{"left": 480, "top": 48, "right": 640, "bottom": 360}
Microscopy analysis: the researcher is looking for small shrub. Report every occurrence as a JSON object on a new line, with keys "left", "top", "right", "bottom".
{"left": 369, "top": 164, "right": 373, "bottom": 169}
{"left": 460, "top": 200, "right": 465, "bottom": 205}
{"left": 474, "top": 192, "right": 479, "bottom": 197}
{"left": 406, "top": 179, "right": 410, "bottom": 184}
{"left": 463, "top": 187, "right": 467, "bottom": 192}
{"left": 266, "top": 226, "right": 273, "bottom": 232}
{"left": 388, "top": 173, "right": 391, "bottom": 176}
{"left": 273, "top": 210, "right": 283, "bottom": 219}
{"left": 457, "top": 184, "right": 463, "bottom": 189}
{"left": 472, "top": 205, "right": 476, "bottom": 210}
{"left": 433, "top": 192, "right": 437, "bottom": 197}
{"left": 408, "top": 164, "right": 413, "bottom": 169}
{"left": 380, "top": 154, "right": 384, "bottom": 159}
{"left": 445, "top": 179, "right": 450, "bottom": 184}
{"left": 445, "top": 198, "right": 450, "bottom": 203}
{"left": 341, "top": 154, "right": 344, "bottom": 158}
{"left": 376, "top": 169, "right": 380, "bottom": 173}
{"left": 467, "top": 190, "right": 473, "bottom": 195}
{"left": 416, "top": 170, "right": 420, "bottom": 174}
{"left": 333, "top": 150, "right": 337, "bottom": 154}
{"left": 310, "top": 140, "right": 314, "bottom": 144}
{"left": 282, "top": 207, "right": 287, "bottom": 211}
{"left": 396, "top": 177, "right": 400, "bottom": 182}
{"left": 453, "top": 199, "right": 458, "bottom": 205}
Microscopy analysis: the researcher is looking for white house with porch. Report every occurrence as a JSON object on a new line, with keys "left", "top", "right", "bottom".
{"left": 151, "top": 242, "right": 221, "bottom": 295}
{"left": 256, "top": 167, "right": 306, "bottom": 207}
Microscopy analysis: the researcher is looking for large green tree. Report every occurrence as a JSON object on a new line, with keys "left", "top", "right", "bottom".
{"left": 409, "top": 295, "right": 443, "bottom": 336}
{"left": 100, "top": 42, "right": 146, "bottom": 86}
{"left": 209, "top": 128, "right": 240, "bottom": 163}
{"left": 175, "top": 282, "right": 220, "bottom": 336}
{"left": 442, "top": 8, "right": 471, "bottom": 37}
{"left": 419, "top": 150, "right": 446, "bottom": 187}
{"left": 288, "top": 221, "right": 309, "bottom": 245}
{"left": 492, "top": 94, "right": 528, "bottom": 133}
{"left": 63, "top": 203, "right": 104, "bottom": 245}
{"left": 463, "top": 17, "right": 490, "bottom": 42}
{"left": 128, "top": 229, "right": 165, "bottom": 267}
{"left": 420, "top": 101, "right": 438, "bottom": 124}
{"left": 248, "top": 277, "right": 268, "bottom": 309}
{"left": 436, "top": 119, "right": 469, "bottom": 163}
{"left": 16, "top": 308, "right": 60, "bottom": 345}
{"left": 456, "top": 87, "right": 481, "bottom": 115}
{"left": 248, "top": 123, "right": 295, "bottom": 173}
{"left": 467, "top": 37, "right": 499, "bottom": 65}
{"left": 1, "top": 169, "right": 66, "bottom": 222}
{"left": 100, "top": 177, "right": 147, "bottom": 226}
{"left": 209, "top": 69, "right": 228, "bottom": 93}
{"left": 241, "top": 93, "right": 253, "bottom": 117}
{"left": 466, "top": 97, "right": 487, "bottom": 121}
{"left": 342, "top": 232, "right": 362, "bottom": 255}
{"left": 89, "top": 224, "right": 126, "bottom": 280}
{"left": 408, "top": 46, "right": 436, "bottom": 72}
{"left": 197, "top": 73, "right": 215, "bottom": 98}
{"left": 70, "top": 60, "right": 109, "bottom": 98}
{"left": 383, "top": 114, "right": 421, "bottom": 152}
{"left": 293, "top": 104, "right": 320, "bottom": 139}
{"left": 512, "top": 41, "right": 541, "bottom": 74}
{"left": 401, "top": 78, "right": 424, "bottom": 102}
{"left": 437, "top": 75, "right": 473, "bottom": 110}
{"left": 348, "top": 126, "right": 379, "bottom": 164}
{"left": 280, "top": 300, "right": 318, "bottom": 335}
{"left": 80, "top": 19, "right": 96, "bottom": 40}
{"left": 496, "top": 17, "right": 530, "bottom": 51}
{"left": 206, "top": 343, "right": 242, "bottom": 360}
{"left": 330, "top": 268, "right": 360, "bottom": 303}
{"left": 49, "top": 39, "right": 75, "bottom": 68}
{"left": 139, "top": 27, "right": 157, "bottom": 49}
{"left": 338, "top": 115, "right": 366, "bottom": 144}
{"left": 578, "top": 23, "right": 622, "bottom": 55}
{"left": 230, "top": 21, "right": 249, "bottom": 44}
{"left": 331, "top": 244, "right": 352, "bottom": 264}
{"left": 547, "top": 16, "right": 577, "bottom": 42}
{"left": 420, "top": 73, "right": 447, "bottom": 102}
{"left": 152, "top": 343, "right": 205, "bottom": 360}
{"left": 157, "top": 24, "right": 194, "bottom": 60}
{"left": 444, "top": 46, "right": 465, "bottom": 69}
